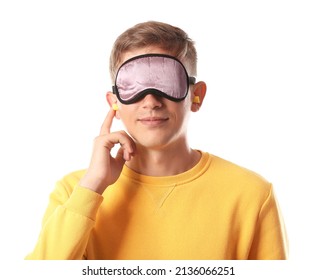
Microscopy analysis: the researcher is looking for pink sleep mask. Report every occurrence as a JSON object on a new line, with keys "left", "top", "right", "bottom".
{"left": 112, "top": 54, "right": 196, "bottom": 104}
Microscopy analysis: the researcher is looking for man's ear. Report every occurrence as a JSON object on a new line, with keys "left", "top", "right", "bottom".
{"left": 106, "top": 91, "right": 120, "bottom": 119}
{"left": 191, "top": 81, "right": 207, "bottom": 112}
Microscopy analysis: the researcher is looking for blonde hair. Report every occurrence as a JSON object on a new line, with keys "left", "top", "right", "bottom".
{"left": 109, "top": 21, "right": 197, "bottom": 82}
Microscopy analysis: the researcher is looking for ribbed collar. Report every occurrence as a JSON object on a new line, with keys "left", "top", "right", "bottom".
{"left": 121, "top": 151, "right": 212, "bottom": 187}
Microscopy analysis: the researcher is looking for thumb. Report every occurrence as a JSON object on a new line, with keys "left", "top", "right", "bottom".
{"left": 115, "top": 146, "right": 124, "bottom": 160}
{"left": 116, "top": 146, "right": 134, "bottom": 162}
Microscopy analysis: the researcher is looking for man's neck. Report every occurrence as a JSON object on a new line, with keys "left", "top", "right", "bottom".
{"left": 125, "top": 141, "right": 201, "bottom": 177}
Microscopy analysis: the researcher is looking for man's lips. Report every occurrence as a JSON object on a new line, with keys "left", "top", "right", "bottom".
{"left": 137, "top": 116, "right": 169, "bottom": 125}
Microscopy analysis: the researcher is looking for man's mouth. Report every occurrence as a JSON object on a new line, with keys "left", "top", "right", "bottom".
{"left": 137, "top": 116, "right": 169, "bottom": 126}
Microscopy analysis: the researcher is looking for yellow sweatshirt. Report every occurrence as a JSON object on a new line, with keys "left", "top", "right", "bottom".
{"left": 26, "top": 152, "right": 287, "bottom": 260}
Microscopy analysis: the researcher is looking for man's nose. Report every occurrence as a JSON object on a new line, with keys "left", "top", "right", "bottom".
{"left": 141, "top": 93, "right": 163, "bottom": 109}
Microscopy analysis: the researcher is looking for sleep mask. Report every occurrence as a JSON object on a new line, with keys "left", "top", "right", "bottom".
{"left": 112, "top": 54, "right": 196, "bottom": 104}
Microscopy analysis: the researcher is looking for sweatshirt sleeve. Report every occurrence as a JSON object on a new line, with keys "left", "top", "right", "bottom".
{"left": 248, "top": 185, "right": 288, "bottom": 260}
{"left": 25, "top": 173, "right": 103, "bottom": 260}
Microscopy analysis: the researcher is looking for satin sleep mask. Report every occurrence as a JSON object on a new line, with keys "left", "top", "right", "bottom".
{"left": 112, "top": 54, "right": 196, "bottom": 104}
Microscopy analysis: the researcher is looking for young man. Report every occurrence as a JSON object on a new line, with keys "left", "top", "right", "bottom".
{"left": 26, "top": 21, "right": 287, "bottom": 260}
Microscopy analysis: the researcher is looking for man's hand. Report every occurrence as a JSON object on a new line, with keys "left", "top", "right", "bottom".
{"left": 79, "top": 108, "right": 135, "bottom": 194}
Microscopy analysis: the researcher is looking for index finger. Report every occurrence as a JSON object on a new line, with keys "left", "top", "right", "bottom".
{"left": 99, "top": 108, "right": 116, "bottom": 136}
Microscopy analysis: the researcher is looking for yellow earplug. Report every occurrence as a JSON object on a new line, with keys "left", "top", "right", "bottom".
{"left": 112, "top": 103, "right": 119, "bottom": 111}
{"left": 193, "top": 96, "right": 200, "bottom": 104}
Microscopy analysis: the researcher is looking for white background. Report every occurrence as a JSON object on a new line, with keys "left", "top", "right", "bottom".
{"left": 0, "top": 0, "right": 316, "bottom": 277}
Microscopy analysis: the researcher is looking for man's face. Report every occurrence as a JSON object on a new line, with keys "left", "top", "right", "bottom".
{"left": 112, "top": 47, "right": 194, "bottom": 151}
